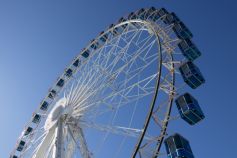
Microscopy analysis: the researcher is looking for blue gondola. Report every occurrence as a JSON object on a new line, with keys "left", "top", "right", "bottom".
{"left": 149, "top": 10, "right": 159, "bottom": 22}
{"left": 128, "top": 12, "right": 137, "bottom": 19}
{"left": 99, "top": 31, "right": 108, "bottom": 42}
{"left": 48, "top": 89, "right": 56, "bottom": 99}
{"left": 176, "top": 93, "right": 205, "bottom": 125}
{"left": 109, "top": 24, "right": 114, "bottom": 29}
{"left": 90, "top": 40, "right": 99, "bottom": 50}
{"left": 179, "top": 61, "right": 205, "bottom": 89}
{"left": 108, "top": 24, "right": 119, "bottom": 36}
{"left": 127, "top": 12, "right": 140, "bottom": 28}
{"left": 82, "top": 49, "right": 90, "bottom": 58}
{"left": 16, "top": 140, "right": 25, "bottom": 152}
{"left": 40, "top": 101, "right": 48, "bottom": 111}
{"left": 99, "top": 31, "right": 105, "bottom": 42}
{"left": 137, "top": 8, "right": 146, "bottom": 19}
{"left": 148, "top": 7, "right": 156, "bottom": 14}
{"left": 65, "top": 68, "right": 73, "bottom": 77}
{"left": 164, "top": 133, "right": 194, "bottom": 158}
{"left": 32, "top": 114, "right": 41, "bottom": 124}
{"left": 149, "top": 8, "right": 168, "bottom": 22}
{"left": 164, "top": 12, "right": 180, "bottom": 25}
{"left": 112, "top": 29, "right": 119, "bottom": 36}
{"left": 56, "top": 78, "right": 64, "bottom": 87}
{"left": 12, "top": 156, "right": 17, "bottom": 158}
{"left": 173, "top": 22, "right": 193, "bottom": 39}
{"left": 118, "top": 17, "right": 125, "bottom": 23}
{"left": 157, "top": 8, "right": 169, "bottom": 18}
{"left": 178, "top": 39, "right": 201, "bottom": 61}
{"left": 73, "top": 59, "right": 80, "bottom": 67}
{"left": 118, "top": 17, "right": 127, "bottom": 29}
{"left": 145, "top": 7, "right": 156, "bottom": 19}
{"left": 113, "top": 24, "right": 125, "bottom": 34}
{"left": 24, "top": 127, "right": 33, "bottom": 136}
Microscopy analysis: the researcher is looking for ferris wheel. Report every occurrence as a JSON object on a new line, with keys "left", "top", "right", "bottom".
{"left": 11, "top": 7, "right": 205, "bottom": 158}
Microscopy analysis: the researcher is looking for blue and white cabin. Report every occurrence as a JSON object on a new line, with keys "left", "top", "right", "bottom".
{"left": 109, "top": 24, "right": 119, "bottom": 36}
{"left": 65, "top": 68, "right": 73, "bottom": 77}
{"left": 173, "top": 22, "right": 193, "bottom": 39}
{"left": 99, "top": 31, "right": 108, "bottom": 42}
{"left": 137, "top": 8, "right": 146, "bottom": 19}
{"left": 73, "top": 59, "right": 80, "bottom": 67}
{"left": 150, "top": 12, "right": 159, "bottom": 22}
{"left": 48, "top": 89, "right": 57, "bottom": 99}
{"left": 157, "top": 8, "right": 169, "bottom": 18}
{"left": 127, "top": 12, "right": 141, "bottom": 28}
{"left": 179, "top": 61, "right": 205, "bottom": 89}
{"left": 128, "top": 12, "right": 137, "bottom": 19}
{"left": 32, "top": 113, "right": 41, "bottom": 124}
{"left": 40, "top": 101, "right": 49, "bottom": 111}
{"left": 56, "top": 78, "right": 64, "bottom": 87}
{"left": 176, "top": 93, "right": 205, "bottom": 125}
{"left": 118, "top": 17, "right": 127, "bottom": 29}
{"left": 109, "top": 24, "right": 114, "bottom": 29}
{"left": 113, "top": 27, "right": 120, "bottom": 36}
{"left": 145, "top": 7, "right": 156, "bottom": 19}
{"left": 178, "top": 39, "right": 201, "bottom": 61}
{"left": 114, "top": 24, "right": 125, "bottom": 34}
{"left": 82, "top": 49, "right": 90, "bottom": 58}
{"left": 16, "top": 140, "right": 26, "bottom": 152}
{"left": 90, "top": 39, "right": 99, "bottom": 50}
{"left": 24, "top": 127, "right": 33, "bottom": 136}
{"left": 164, "top": 133, "right": 194, "bottom": 158}
{"left": 164, "top": 12, "right": 180, "bottom": 25}
{"left": 118, "top": 17, "right": 126, "bottom": 23}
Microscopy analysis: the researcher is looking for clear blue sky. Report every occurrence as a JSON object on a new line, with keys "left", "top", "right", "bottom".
{"left": 0, "top": 0, "right": 236, "bottom": 157}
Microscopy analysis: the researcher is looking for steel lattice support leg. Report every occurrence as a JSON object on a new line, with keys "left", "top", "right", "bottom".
{"left": 55, "top": 118, "right": 64, "bottom": 158}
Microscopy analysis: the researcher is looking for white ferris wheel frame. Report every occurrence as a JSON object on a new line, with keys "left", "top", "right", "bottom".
{"left": 11, "top": 9, "right": 187, "bottom": 158}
